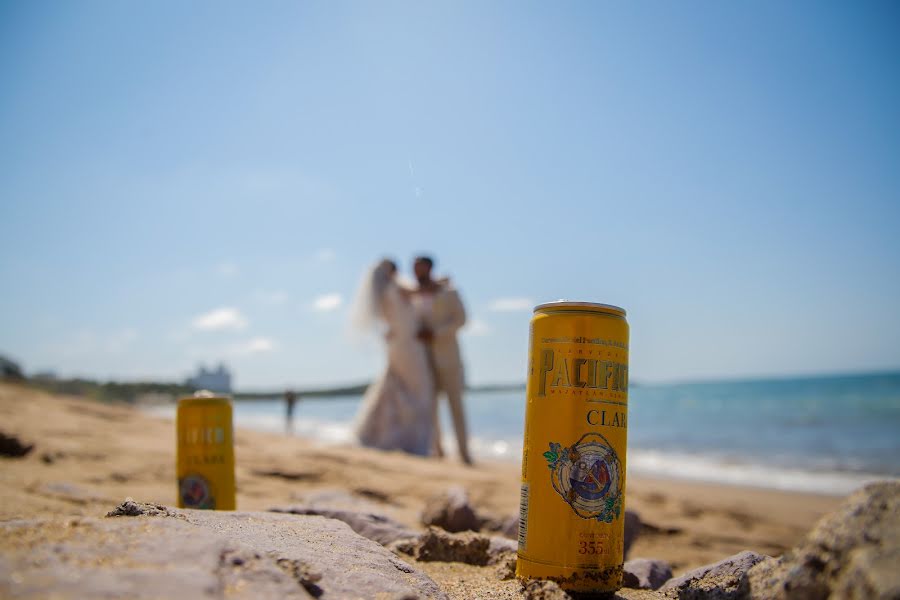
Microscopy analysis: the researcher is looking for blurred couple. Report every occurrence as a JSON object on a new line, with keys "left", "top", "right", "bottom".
{"left": 351, "top": 255, "right": 472, "bottom": 464}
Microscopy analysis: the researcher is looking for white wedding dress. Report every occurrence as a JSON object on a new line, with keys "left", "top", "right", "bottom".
{"left": 354, "top": 280, "right": 435, "bottom": 456}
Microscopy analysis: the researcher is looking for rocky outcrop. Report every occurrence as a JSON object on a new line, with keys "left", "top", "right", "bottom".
{"left": 660, "top": 550, "right": 768, "bottom": 599}
{"left": 107, "top": 498, "right": 182, "bottom": 517}
{"left": 624, "top": 558, "right": 673, "bottom": 590}
{"left": 745, "top": 480, "right": 900, "bottom": 600}
{"left": 0, "top": 516, "right": 315, "bottom": 599}
{"left": 481, "top": 513, "right": 520, "bottom": 539}
{"left": 520, "top": 579, "right": 572, "bottom": 600}
{"left": 0, "top": 431, "right": 33, "bottom": 457}
{"left": 421, "top": 486, "right": 481, "bottom": 533}
{"left": 624, "top": 509, "right": 641, "bottom": 559}
{"left": 270, "top": 505, "right": 418, "bottom": 546}
{"left": 0, "top": 501, "right": 448, "bottom": 600}
{"left": 394, "top": 527, "right": 515, "bottom": 567}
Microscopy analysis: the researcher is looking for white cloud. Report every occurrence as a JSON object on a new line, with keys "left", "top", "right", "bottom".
{"left": 192, "top": 307, "right": 248, "bottom": 331}
{"left": 312, "top": 293, "right": 344, "bottom": 312}
{"left": 313, "top": 248, "right": 336, "bottom": 263}
{"left": 215, "top": 262, "right": 239, "bottom": 278}
{"left": 488, "top": 297, "right": 534, "bottom": 312}
{"left": 255, "top": 290, "right": 289, "bottom": 305}
{"left": 230, "top": 337, "right": 276, "bottom": 355}
{"left": 464, "top": 318, "right": 491, "bottom": 337}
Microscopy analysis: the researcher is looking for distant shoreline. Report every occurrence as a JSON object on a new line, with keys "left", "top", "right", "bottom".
{"left": 233, "top": 381, "right": 527, "bottom": 400}
{"left": 18, "top": 377, "right": 527, "bottom": 403}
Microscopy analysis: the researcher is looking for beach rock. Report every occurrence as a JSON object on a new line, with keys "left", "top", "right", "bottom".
{"left": 624, "top": 509, "right": 641, "bottom": 559}
{"left": 0, "top": 502, "right": 448, "bottom": 600}
{"left": 745, "top": 480, "right": 900, "bottom": 600}
{"left": 660, "top": 550, "right": 768, "bottom": 599}
{"left": 624, "top": 558, "right": 672, "bottom": 590}
{"left": 0, "top": 431, "right": 33, "bottom": 457}
{"left": 149, "top": 505, "right": 446, "bottom": 599}
{"left": 394, "top": 527, "right": 518, "bottom": 567}
{"left": 107, "top": 498, "right": 182, "bottom": 518}
{"left": 520, "top": 579, "right": 571, "bottom": 600}
{"left": 421, "top": 486, "right": 480, "bottom": 532}
{"left": 496, "top": 554, "right": 517, "bottom": 580}
{"left": 489, "top": 534, "right": 518, "bottom": 557}
{"left": 270, "top": 505, "right": 418, "bottom": 545}
{"left": 480, "top": 513, "right": 520, "bottom": 539}
{"left": 498, "top": 514, "right": 519, "bottom": 538}
{"left": 287, "top": 488, "right": 381, "bottom": 512}
{"left": 0, "top": 516, "right": 314, "bottom": 599}
{"left": 832, "top": 545, "right": 900, "bottom": 599}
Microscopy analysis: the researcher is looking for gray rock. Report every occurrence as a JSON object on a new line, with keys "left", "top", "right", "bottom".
{"left": 832, "top": 545, "right": 900, "bottom": 600}
{"left": 480, "top": 513, "right": 519, "bottom": 539}
{"left": 0, "top": 501, "right": 448, "bottom": 600}
{"left": 497, "top": 514, "right": 519, "bottom": 539}
{"left": 488, "top": 534, "right": 518, "bottom": 558}
{"left": 496, "top": 554, "right": 517, "bottom": 581}
{"left": 0, "top": 516, "right": 312, "bottom": 599}
{"left": 288, "top": 488, "right": 383, "bottom": 513}
{"left": 623, "top": 558, "right": 672, "bottom": 590}
{"left": 624, "top": 509, "right": 641, "bottom": 559}
{"left": 421, "top": 486, "right": 480, "bottom": 533}
{"left": 270, "top": 505, "right": 419, "bottom": 546}
{"left": 394, "top": 527, "right": 513, "bottom": 567}
{"left": 520, "top": 579, "right": 571, "bottom": 600}
{"left": 107, "top": 498, "right": 183, "bottom": 518}
{"left": 745, "top": 480, "right": 900, "bottom": 600}
{"left": 660, "top": 550, "right": 768, "bottom": 599}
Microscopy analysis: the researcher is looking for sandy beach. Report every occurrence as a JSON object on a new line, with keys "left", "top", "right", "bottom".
{"left": 0, "top": 382, "right": 846, "bottom": 598}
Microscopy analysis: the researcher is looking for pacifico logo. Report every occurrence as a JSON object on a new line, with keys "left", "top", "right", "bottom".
{"left": 537, "top": 348, "right": 628, "bottom": 397}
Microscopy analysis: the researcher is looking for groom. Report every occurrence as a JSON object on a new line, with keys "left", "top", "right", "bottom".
{"left": 412, "top": 255, "right": 473, "bottom": 465}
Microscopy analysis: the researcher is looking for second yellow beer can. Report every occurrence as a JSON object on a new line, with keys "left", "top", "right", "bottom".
{"left": 176, "top": 393, "right": 236, "bottom": 510}
{"left": 517, "top": 301, "right": 629, "bottom": 593}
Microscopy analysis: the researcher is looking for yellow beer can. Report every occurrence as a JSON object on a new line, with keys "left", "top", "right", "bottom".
{"left": 517, "top": 301, "right": 629, "bottom": 593}
{"left": 176, "top": 393, "right": 236, "bottom": 510}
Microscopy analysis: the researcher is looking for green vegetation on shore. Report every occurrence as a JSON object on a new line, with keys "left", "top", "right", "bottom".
{"left": 25, "top": 377, "right": 196, "bottom": 404}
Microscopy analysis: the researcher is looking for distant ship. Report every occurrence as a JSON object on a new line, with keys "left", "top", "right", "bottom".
{"left": 186, "top": 363, "right": 232, "bottom": 394}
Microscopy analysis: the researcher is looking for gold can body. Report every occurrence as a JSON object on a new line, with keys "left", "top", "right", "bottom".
{"left": 517, "top": 301, "right": 629, "bottom": 593}
{"left": 176, "top": 395, "right": 236, "bottom": 510}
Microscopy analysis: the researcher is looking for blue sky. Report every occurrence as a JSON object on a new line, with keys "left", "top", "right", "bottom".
{"left": 1, "top": 1, "right": 898, "bottom": 388}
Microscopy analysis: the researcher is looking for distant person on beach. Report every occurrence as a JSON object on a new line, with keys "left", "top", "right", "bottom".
{"left": 351, "top": 259, "right": 435, "bottom": 455}
{"left": 411, "top": 255, "right": 472, "bottom": 465}
{"left": 284, "top": 390, "right": 297, "bottom": 433}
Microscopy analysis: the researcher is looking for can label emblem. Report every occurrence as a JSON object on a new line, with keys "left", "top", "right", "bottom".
{"left": 179, "top": 474, "right": 215, "bottom": 509}
{"left": 544, "top": 432, "right": 623, "bottom": 523}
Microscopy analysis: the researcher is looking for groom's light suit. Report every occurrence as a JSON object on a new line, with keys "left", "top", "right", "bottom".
{"left": 423, "top": 285, "right": 471, "bottom": 463}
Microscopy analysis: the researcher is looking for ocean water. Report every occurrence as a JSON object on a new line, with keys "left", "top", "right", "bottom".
{"left": 148, "top": 372, "right": 900, "bottom": 496}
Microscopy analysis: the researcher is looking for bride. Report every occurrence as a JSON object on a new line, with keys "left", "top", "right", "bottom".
{"left": 351, "top": 258, "right": 435, "bottom": 456}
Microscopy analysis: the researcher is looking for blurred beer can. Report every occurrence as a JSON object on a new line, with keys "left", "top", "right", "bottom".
{"left": 517, "top": 301, "right": 629, "bottom": 593}
{"left": 176, "top": 392, "right": 236, "bottom": 510}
